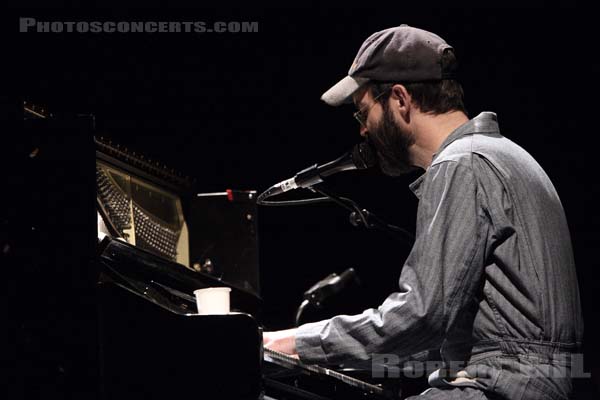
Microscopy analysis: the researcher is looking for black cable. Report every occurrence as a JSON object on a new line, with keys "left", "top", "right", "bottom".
{"left": 294, "top": 299, "right": 310, "bottom": 327}
{"left": 257, "top": 187, "right": 364, "bottom": 211}
{"left": 257, "top": 196, "right": 332, "bottom": 206}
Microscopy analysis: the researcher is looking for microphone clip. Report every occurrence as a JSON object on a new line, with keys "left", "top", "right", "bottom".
{"left": 294, "top": 163, "right": 322, "bottom": 189}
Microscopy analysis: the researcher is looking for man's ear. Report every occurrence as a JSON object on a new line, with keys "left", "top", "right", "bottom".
{"left": 390, "top": 84, "right": 411, "bottom": 122}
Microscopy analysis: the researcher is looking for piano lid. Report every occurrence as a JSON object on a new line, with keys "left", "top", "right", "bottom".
{"left": 97, "top": 236, "right": 261, "bottom": 315}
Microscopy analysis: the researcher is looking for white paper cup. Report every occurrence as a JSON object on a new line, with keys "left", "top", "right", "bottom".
{"left": 193, "top": 287, "right": 231, "bottom": 315}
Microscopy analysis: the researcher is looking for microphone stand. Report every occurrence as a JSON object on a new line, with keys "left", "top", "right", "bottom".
{"left": 309, "top": 185, "right": 414, "bottom": 243}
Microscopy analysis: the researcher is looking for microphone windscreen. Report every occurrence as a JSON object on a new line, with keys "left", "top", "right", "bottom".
{"left": 351, "top": 140, "right": 378, "bottom": 169}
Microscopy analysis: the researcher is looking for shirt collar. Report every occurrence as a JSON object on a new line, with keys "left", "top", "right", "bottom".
{"left": 409, "top": 112, "right": 500, "bottom": 199}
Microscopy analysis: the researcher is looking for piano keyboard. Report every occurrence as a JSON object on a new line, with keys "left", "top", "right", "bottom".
{"left": 263, "top": 348, "right": 390, "bottom": 398}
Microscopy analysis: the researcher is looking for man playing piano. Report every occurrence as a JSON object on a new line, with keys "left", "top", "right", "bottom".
{"left": 263, "top": 25, "right": 583, "bottom": 400}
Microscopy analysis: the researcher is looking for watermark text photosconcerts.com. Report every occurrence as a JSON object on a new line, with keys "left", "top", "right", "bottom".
{"left": 19, "top": 18, "right": 259, "bottom": 33}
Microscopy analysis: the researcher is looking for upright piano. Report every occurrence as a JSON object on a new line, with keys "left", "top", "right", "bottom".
{"left": 97, "top": 236, "right": 397, "bottom": 399}
{"left": 11, "top": 105, "right": 413, "bottom": 399}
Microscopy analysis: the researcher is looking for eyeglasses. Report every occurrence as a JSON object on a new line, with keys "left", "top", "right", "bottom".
{"left": 353, "top": 88, "right": 391, "bottom": 127}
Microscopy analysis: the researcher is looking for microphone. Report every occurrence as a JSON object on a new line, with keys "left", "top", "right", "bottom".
{"left": 295, "top": 267, "right": 361, "bottom": 326}
{"left": 303, "top": 268, "right": 360, "bottom": 308}
{"left": 259, "top": 141, "right": 377, "bottom": 201}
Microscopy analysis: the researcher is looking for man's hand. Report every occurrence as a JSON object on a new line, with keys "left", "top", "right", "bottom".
{"left": 263, "top": 328, "right": 298, "bottom": 356}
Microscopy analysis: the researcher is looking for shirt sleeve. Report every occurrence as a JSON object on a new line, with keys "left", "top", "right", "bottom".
{"left": 295, "top": 160, "right": 491, "bottom": 365}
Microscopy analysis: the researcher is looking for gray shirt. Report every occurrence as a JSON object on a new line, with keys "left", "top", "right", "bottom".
{"left": 295, "top": 112, "right": 583, "bottom": 371}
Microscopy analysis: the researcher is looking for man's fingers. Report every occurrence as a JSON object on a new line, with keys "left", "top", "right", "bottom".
{"left": 262, "top": 329, "right": 298, "bottom": 355}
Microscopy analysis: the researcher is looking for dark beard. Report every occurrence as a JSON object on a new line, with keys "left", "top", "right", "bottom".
{"left": 367, "top": 102, "right": 416, "bottom": 176}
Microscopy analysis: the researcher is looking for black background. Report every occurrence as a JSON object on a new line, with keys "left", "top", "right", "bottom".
{"left": 10, "top": 5, "right": 600, "bottom": 397}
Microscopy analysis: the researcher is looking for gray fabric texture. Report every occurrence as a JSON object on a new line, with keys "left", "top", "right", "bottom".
{"left": 295, "top": 112, "right": 583, "bottom": 400}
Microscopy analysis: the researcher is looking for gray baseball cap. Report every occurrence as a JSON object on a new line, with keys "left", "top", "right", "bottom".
{"left": 321, "top": 24, "right": 454, "bottom": 106}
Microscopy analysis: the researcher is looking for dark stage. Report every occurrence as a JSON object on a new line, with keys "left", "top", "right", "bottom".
{"left": 7, "top": 6, "right": 599, "bottom": 400}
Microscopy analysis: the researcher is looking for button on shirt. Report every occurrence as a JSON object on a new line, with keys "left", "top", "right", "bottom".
{"left": 295, "top": 112, "right": 583, "bottom": 370}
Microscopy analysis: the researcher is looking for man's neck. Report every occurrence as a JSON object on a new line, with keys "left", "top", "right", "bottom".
{"left": 410, "top": 111, "right": 469, "bottom": 169}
